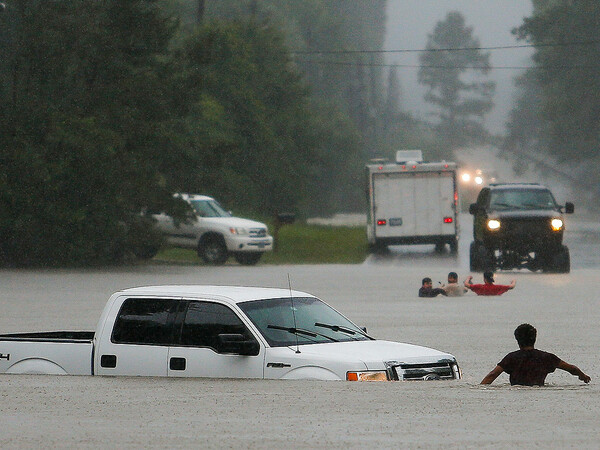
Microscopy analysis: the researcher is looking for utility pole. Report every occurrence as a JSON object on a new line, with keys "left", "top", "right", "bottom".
{"left": 197, "top": 0, "right": 204, "bottom": 24}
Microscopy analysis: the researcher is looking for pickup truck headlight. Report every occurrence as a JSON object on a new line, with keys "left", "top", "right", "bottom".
{"left": 229, "top": 227, "right": 249, "bottom": 235}
{"left": 487, "top": 219, "right": 501, "bottom": 231}
{"left": 346, "top": 370, "right": 389, "bottom": 381}
{"left": 551, "top": 218, "right": 563, "bottom": 231}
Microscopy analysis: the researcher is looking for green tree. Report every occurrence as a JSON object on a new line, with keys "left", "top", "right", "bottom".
{"left": 418, "top": 11, "right": 495, "bottom": 148}
{"left": 514, "top": 0, "right": 600, "bottom": 162}
{"left": 0, "top": 0, "right": 187, "bottom": 265}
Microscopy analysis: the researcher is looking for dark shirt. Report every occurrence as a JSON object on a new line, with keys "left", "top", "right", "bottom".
{"left": 418, "top": 287, "right": 447, "bottom": 297}
{"left": 468, "top": 283, "right": 512, "bottom": 296}
{"left": 498, "top": 349, "right": 561, "bottom": 386}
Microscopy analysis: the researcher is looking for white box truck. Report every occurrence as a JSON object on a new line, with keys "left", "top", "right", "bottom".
{"left": 366, "top": 150, "right": 459, "bottom": 253}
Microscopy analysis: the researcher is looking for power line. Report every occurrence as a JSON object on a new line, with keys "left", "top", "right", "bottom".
{"left": 289, "top": 39, "right": 600, "bottom": 55}
{"left": 294, "top": 60, "right": 600, "bottom": 71}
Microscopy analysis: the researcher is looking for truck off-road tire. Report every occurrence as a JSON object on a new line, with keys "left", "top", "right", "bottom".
{"left": 234, "top": 252, "right": 262, "bottom": 265}
{"left": 198, "top": 236, "right": 228, "bottom": 265}
{"left": 548, "top": 245, "right": 570, "bottom": 273}
{"left": 469, "top": 241, "right": 480, "bottom": 271}
{"left": 470, "top": 241, "right": 495, "bottom": 272}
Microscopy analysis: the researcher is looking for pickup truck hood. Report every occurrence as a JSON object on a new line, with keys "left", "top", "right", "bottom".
{"left": 282, "top": 339, "right": 455, "bottom": 367}
{"left": 489, "top": 209, "right": 560, "bottom": 220}
{"left": 196, "top": 216, "right": 267, "bottom": 229}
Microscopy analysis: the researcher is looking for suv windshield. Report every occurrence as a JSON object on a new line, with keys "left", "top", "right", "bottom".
{"left": 189, "top": 199, "right": 231, "bottom": 218}
{"left": 489, "top": 189, "right": 557, "bottom": 211}
{"left": 238, "top": 297, "right": 370, "bottom": 347}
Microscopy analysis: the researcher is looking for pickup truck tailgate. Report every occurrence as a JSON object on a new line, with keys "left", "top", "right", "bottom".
{"left": 0, "top": 332, "right": 94, "bottom": 375}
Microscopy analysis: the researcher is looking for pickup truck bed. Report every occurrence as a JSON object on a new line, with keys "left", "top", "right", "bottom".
{"left": 0, "top": 331, "right": 94, "bottom": 375}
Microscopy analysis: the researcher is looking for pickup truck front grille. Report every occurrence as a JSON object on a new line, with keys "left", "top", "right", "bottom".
{"left": 249, "top": 228, "right": 267, "bottom": 238}
{"left": 390, "top": 361, "right": 458, "bottom": 381}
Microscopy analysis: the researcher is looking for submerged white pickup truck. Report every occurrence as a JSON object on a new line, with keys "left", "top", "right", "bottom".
{"left": 0, "top": 286, "right": 460, "bottom": 381}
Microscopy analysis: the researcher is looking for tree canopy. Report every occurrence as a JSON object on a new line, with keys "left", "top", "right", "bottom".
{"left": 0, "top": 0, "right": 367, "bottom": 266}
{"left": 418, "top": 11, "right": 495, "bottom": 149}
{"left": 512, "top": 0, "right": 600, "bottom": 162}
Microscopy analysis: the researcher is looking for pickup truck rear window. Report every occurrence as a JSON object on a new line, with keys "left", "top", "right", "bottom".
{"left": 112, "top": 298, "right": 178, "bottom": 345}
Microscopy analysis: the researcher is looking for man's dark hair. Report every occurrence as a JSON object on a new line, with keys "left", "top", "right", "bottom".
{"left": 448, "top": 272, "right": 458, "bottom": 280}
{"left": 514, "top": 323, "right": 537, "bottom": 347}
{"left": 483, "top": 271, "right": 494, "bottom": 283}
{"left": 422, "top": 277, "right": 432, "bottom": 285}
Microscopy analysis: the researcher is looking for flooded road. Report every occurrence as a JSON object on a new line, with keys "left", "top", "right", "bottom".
{"left": 1, "top": 215, "right": 599, "bottom": 448}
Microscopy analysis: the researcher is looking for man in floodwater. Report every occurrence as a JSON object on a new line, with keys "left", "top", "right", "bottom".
{"left": 481, "top": 323, "right": 591, "bottom": 386}
{"left": 442, "top": 272, "right": 468, "bottom": 297}
{"left": 418, "top": 277, "right": 447, "bottom": 297}
{"left": 465, "top": 271, "right": 515, "bottom": 296}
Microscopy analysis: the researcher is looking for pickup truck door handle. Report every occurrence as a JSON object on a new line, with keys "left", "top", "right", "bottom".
{"left": 169, "top": 357, "right": 186, "bottom": 371}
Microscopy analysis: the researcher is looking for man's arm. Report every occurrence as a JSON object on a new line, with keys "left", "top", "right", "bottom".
{"left": 508, "top": 279, "right": 516, "bottom": 289}
{"left": 480, "top": 365, "right": 504, "bottom": 384}
{"left": 464, "top": 276, "right": 473, "bottom": 288}
{"left": 558, "top": 360, "right": 591, "bottom": 383}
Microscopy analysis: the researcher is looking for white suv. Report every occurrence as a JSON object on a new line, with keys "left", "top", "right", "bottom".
{"left": 153, "top": 194, "right": 273, "bottom": 265}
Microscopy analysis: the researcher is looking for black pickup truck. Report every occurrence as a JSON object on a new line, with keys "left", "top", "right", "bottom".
{"left": 469, "top": 183, "right": 574, "bottom": 273}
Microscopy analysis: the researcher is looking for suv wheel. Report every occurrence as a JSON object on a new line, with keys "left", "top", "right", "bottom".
{"left": 198, "top": 236, "right": 228, "bottom": 265}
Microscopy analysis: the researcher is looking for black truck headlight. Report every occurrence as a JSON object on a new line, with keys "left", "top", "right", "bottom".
{"left": 551, "top": 218, "right": 564, "bottom": 231}
{"left": 487, "top": 219, "right": 501, "bottom": 231}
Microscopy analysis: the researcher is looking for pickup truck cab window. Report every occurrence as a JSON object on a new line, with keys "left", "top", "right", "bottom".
{"left": 189, "top": 199, "right": 230, "bottom": 218}
{"left": 112, "top": 298, "right": 178, "bottom": 345}
{"left": 180, "top": 301, "right": 256, "bottom": 352}
{"left": 238, "top": 297, "right": 371, "bottom": 347}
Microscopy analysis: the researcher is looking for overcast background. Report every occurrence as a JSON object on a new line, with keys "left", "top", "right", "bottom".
{"left": 385, "top": 0, "right": 534, "bottom": 134}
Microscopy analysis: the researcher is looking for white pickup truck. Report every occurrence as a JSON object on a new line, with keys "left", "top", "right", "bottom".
{"left": 154, "top": 194, "right": 273, "bottom": 265}
{"left": 0, "top": 285, "right": 460, "bottom": 381}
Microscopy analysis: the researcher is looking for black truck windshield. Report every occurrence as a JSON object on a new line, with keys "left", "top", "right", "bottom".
{"left": 238, "top": 297, "right": 370, "bottom": 347}
{"left": 490, "top": 189, "right": 558, "bottom": 211}
{"left": 189, "top": 199, "right": 231, "bottom": 218}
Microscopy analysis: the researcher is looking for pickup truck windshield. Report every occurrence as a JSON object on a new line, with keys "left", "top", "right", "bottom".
{"left": 189, "top": 199, "right": 231, "bottom": 218}
{"left": 489, "top": 189, "right": 558, "bottom": 211}
{"left": 238, "top": 297, "right": 370, "bottom": 347}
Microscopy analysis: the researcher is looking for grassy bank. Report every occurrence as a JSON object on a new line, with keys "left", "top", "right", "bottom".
{"left": 154, "top": 224, "right": 368, "bottom": 265}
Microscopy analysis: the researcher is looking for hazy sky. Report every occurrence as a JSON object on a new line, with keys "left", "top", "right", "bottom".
{"left": 385, "top": 0, "right": 534, "bottom": 133}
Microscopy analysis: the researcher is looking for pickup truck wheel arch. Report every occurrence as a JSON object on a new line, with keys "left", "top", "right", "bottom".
{"left": 197, "top": 234, "right": 228, "bottom": 265}
{"left": 6, "top": 358, "right": 68, "bottom": 375}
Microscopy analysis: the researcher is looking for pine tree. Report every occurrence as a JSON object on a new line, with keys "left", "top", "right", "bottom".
{"left": 418, "top": 11, "right": 495, "bottom": 148}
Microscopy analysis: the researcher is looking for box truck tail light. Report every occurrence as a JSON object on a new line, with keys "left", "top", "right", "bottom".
{"left": 377, "top": 219, "right": 387, "bottom": 226}
{"left": 444, "top": 217, "right": 453, "bottom": 223}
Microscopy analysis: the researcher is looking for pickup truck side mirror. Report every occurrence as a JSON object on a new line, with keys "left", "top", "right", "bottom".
{"left": 468, "top": 203, "right": 480, "bottom": 215}
{"left": 565, "top": 202, "right": 574, "bottom": 214}
{"left": 218, "top": 333, "right": 260, "bottom": 356}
